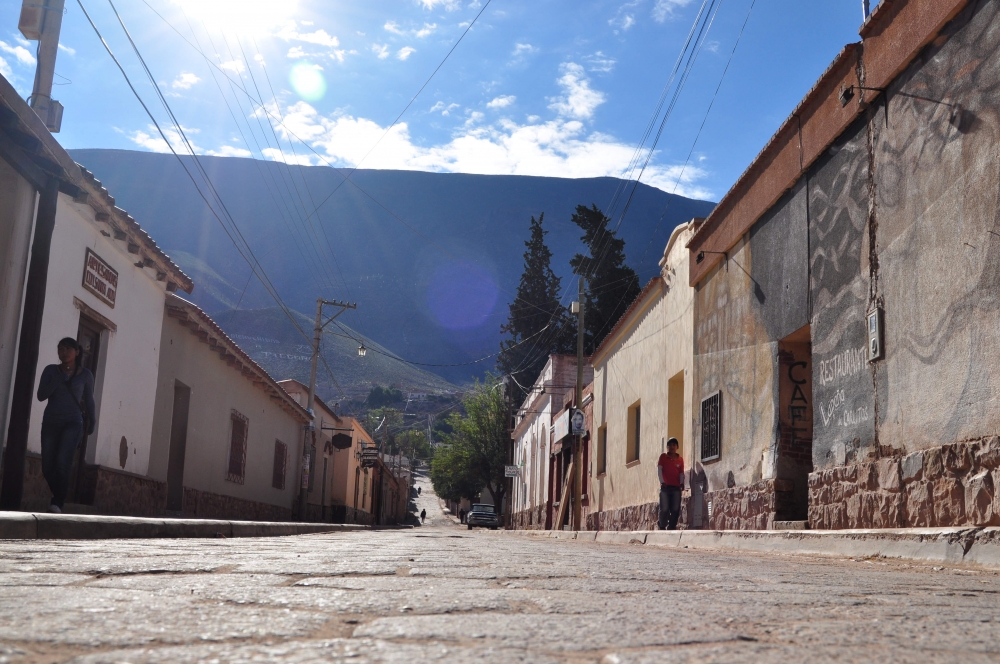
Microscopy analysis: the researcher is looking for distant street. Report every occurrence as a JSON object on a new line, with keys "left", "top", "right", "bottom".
{"left": 1, "top": 473, "right": 999, "bottom": 662}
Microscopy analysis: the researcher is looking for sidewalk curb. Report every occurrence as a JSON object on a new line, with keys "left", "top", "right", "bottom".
{"left": 0, "top": 512, "right": 370, "bottom": 540}
{"left": 501, "top": 526, "right": 1000, "bottom": 567}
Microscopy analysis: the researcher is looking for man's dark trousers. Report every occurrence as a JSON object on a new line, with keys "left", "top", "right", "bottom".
{"left": 658, "top": 485, "right": 682, "bottom": 530}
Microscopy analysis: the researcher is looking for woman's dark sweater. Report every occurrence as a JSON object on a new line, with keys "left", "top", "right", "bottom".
{"left": 37, "top": 364, "right": 96, "bottom": 434}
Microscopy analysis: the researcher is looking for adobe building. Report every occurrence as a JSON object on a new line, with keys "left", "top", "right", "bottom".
{"left": 687, "top": 0, "right": 1000, "bottom": 529}
{"left": 588, "top": 221, "right": 697, "bottom": 530}
{"left": 0, "top": 71, "right": 195, "bottom": 511}
{"left": 145, "top": 296, "right": 310, "bottom": 520}
{"left": 509, "top": 355, "right": 593, "bottom": 529}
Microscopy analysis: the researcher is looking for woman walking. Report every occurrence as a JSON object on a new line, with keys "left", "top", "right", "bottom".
{"left": 36, "top": 337, "right": 95, "bottom": 513}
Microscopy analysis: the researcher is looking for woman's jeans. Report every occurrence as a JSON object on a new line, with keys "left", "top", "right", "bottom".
{"left": 40, "top": 414, "right": 83, "bottom": 508}
{"left": 658, "top": 485, "right": 682, "bottom": 530}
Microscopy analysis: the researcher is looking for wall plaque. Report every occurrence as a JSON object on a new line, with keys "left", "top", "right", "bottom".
{"left": 82, "top": 248, "right": 118, "bottom": 308}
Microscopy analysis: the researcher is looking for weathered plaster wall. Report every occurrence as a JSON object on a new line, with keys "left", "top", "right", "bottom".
{"left": 591, "top": 225, "right": 694, "bottom": 517}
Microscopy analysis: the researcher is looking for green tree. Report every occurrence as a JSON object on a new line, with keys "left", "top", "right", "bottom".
{"left": 364, "top": 407, "right": 403, "bottom": 451}
{"left": 429, "top": 376, "right": 509, "bottom": 510}
{"left": 498, "top": 213, "right": 574, "bottom": 404}
{"left": 366, "top": 385, "right": 403, "bottom": 408}
{"left": 569, "top": 204, "right": 641, "bottom": 354}
{"left": 396, "top": 429, "right": 431, "bottom": 461}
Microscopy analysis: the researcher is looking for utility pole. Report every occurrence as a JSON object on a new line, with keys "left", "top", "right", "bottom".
{"left": 19, "top": 0, "right": 65, "bottom": 131}
{"left": 572, "top": 277, "right": 585, "bottom": 531}
{"left": 299, "top": 298, "right": 356, "bottom": 520}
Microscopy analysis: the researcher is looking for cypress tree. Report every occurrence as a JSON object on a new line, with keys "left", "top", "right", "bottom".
{"left": 498, "top": 213, "right": 573, "bottom": 404}
{"left": 569, "top": 204, "right": 641, "bottom": 354}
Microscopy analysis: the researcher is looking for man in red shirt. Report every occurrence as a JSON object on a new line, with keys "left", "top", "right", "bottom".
{"left": 657, "top": 437, "right": 684, "bottom": 530}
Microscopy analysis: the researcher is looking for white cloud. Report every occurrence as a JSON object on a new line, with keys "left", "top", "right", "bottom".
{"left": 254, "top": 53, "right": 266, "bottom": 65}
{"left": 127, "top": 124, "right": 200, "bottom": 154}
{"left": 171, "top": 72, "right": 200, "bottom": 90}
{"left": 430, "top": 101, "right": 460, "bottom": 116}
{"left": 397, "top": 46, "right": 416, "bottom": 60}
{"left": 206, "top": 145, "right": 253, "bottom": 158}
{"left": 584, "top": 51, "right": 616, "bottom": 73}
{"left": 261, "top": 147, "right": 313, "bottom": 165}
{"left": 58, "top": 43, "right": 75, "bottom": 56}
{"left": 652, "top": 0, "right": 694, "bottom": 21}
{"left": 512, "top": 43, "right": 536, "bottom": 57}
{"left": 287, "top": 46, "right": 306, "bottom": 59}
{"left": 276, "top": 22, "right": 340, "bottom": 47}
{"left": 415, "top": 23, "right": 437, "bottom": 38}
{"left": 219, "top": 60, "right": 245, "bottom": 74}
{"left": 419, "top": 0, "right": 461, "bottom": 10}
{"left": 265, "top": 101, "right": 710, "bottom": 198}
{"left": 372, "top": 43, "right": 390, "bottom": 59}
{"left": 0, "top": 40, "right": 35, "bottom": 67}
{"left": 487, "top": 95, "right": 515, "bottom": 109}
{"left": 0, "top": 57, "right": 12, "bottom": 79}
{"left": 384, "top": 21, "right": 405, "bottom": 35}
{"left": 547, "top": 63, "right": 605, "bottom": 120}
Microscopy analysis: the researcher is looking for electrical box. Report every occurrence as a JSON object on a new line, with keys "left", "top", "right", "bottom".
{"left": 570, "top": 301, "right": 580, "bottom": 315}
{"left": 867, "top": 307, "right": 884, "bottom": 362}
{"left": 19, "top": 0, "right": 44, "bottom": 40}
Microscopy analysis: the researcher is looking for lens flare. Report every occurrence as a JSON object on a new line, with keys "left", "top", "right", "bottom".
{"left": 289, "top": 62, "right": 326, "bottom": 101}
{"left": 426, "top": 261, "right": 499, "bottom": 330}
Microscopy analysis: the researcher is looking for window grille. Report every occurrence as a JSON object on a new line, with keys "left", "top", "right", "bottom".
{"left": 272, "top": 440, "right": 287, "bottom": 490}
{"left": 701, "top": 391, "right": 722, "bottom": 461}
{"left": 226, "top": 410, "right": 249, "bottom": 483}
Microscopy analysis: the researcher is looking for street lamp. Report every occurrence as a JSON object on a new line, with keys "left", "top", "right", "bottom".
{"left": 358, "top": 343, "right": 367, "bottom": 357}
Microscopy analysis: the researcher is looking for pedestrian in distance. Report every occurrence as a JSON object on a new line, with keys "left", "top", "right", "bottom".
{"left": 37, "top": 337, "right": 96, "bottom": 513}
{"left": 657, "top": 437, "right": 684, "bottom": 530}
{"left": 420, "top": 508, "right": 426, "bottom": 523}
{"left": 418, "top": 486, "right": 421, "bottom": 495}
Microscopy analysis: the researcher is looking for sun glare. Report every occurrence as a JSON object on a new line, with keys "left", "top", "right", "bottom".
{"left": 170, "top": 0, "right": 299, "bottom": 35}
{"left": 289, "top": 62, "right": 326, "bottom": 101}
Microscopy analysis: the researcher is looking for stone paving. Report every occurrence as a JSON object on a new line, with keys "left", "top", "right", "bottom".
{"left": 1, "top": 473, "right": 999, "bottom": 662}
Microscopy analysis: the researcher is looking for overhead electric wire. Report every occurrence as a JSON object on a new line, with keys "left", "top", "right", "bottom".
{"left": 82, "top": 0, "right": 313, "bottom": 353}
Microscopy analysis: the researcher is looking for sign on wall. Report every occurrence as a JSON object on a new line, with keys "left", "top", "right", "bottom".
{"left": 82, "top": 248, "right": 118, "bottom": 308}
{"left": 505, "top": 465, "right": 519, "bottom": 478}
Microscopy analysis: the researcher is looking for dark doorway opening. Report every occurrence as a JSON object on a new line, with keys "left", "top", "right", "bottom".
{"left": 166, "top": 381, "right": 191, "bottom": 512}
{"left": 776, "top": 325, "right": 813, "bottom": 521}
{"left": 70, "top": 315, "right": 103, "bottom": 504}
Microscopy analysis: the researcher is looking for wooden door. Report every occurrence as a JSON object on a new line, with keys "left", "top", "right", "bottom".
{"left": 166, "top": 382, "right": 191, "bottom": 512}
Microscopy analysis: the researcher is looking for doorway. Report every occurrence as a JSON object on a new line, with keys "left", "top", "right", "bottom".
{"left": 777, "top": 325, "right": 813, "bottom": 520}
{"left": 166, "top": 381, "right": 191, "bottom": 512}
{"left": 70, "top": 315, "right": 103, "bottom": 503}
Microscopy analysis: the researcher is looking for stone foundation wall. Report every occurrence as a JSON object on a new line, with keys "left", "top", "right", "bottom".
{"left": 809, "top": 436, "right": 1000, "bottom": 529}
{"left": 510, "top": 505, "right": 547, "bottom": 530}
{"left": 330, "top": 504, "right": 374, "bottom": 526}
{"left": 181, "top": 486, "right": 291, "bottom": 522}
{"left": 705, "top": 479, "right": 795, "bottom": 530}
{"left": 585, "top": 497, "right": 691, "bottom": 531}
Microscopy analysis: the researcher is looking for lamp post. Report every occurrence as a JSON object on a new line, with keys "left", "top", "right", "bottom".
{"left": 299, "top": 298, "right": 356, "bottom": 520}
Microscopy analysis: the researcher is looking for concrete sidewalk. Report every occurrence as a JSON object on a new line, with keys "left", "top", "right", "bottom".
{"left": 0, "top": 511, "right": 370, "bottom": 540}
{"left": 504, "top": 526, "right": 1000, "bottom": 568}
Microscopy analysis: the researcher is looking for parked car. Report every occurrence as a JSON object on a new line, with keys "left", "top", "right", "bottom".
{"left": 466, "top": 503, "right": 499, "bottom": 530}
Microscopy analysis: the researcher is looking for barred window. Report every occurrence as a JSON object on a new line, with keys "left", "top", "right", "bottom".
{"left": 226, "top": 410, "right": 249, "bottom": 484}
{"left": 701, "top": 391, "right": 721, "bottom": 462}
{"left": 626, "top": 401, "right": 641, "bottom": 463}
{"left": 272, "top": 440, "right": 288, "bottom": 490}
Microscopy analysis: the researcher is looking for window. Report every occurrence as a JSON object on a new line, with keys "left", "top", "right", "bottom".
{"left": 272, "top": 440, "right": 287, "bottom": 490}
{"left": 596, "top": 425, "right": 607, "bottom": 475}
{"left": 701, "top": 391, "right": 722, "bottom": 461}
{"left": 626, "top": 401, "right": 641, "bottom": 463}
{"left": 226, "top": 410, "right": 248, "bottom": 484}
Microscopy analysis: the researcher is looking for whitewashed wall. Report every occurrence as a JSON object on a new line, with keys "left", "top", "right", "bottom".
{"left": 590, "top": 224, "right": 695, "bottom": 513}
{"left": 148, "top": 312, "right": 302, "bottom": 509}
{"left": 28, "top": 195, "right": 166, "bottom": 474}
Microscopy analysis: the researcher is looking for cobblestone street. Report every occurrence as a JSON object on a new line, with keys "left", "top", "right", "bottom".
{"left": 1, "top": 473, "right": 999, "bottom": 663}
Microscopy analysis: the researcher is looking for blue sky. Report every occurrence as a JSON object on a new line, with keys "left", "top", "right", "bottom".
{"left": 0, "top": 0, "right": 877, "bottom": 202}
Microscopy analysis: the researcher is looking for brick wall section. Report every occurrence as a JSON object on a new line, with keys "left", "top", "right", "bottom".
{"left": 809, "top": 436, "right": 1000, "bottom": 529}
{"left": 705, "top": 479, "right": 795, "bottom": 530}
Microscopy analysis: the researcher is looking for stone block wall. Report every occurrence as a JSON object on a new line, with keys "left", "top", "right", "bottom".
{"left": 586, "top": 497, "right": 691, "bottom": 531}
{"left": 510, "top": 505, "right": 547, "bottom": 530}
{"left": 181, "top": 486, "right": 291, "bottom": 522}
{"left": 705, "top": 479, "right": 795, "bottom": 530}
{"left": 809, "top": 436, "right": 1000, "bottom": 529}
